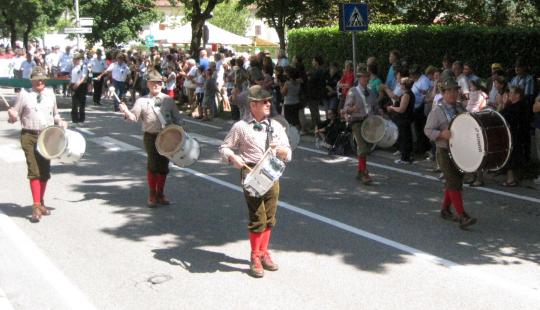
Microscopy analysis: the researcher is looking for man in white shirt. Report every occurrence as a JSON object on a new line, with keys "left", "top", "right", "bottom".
{"left": 58, "top": 46, "right": 73, "bottom": 96}
{"left": 90, "top": 49, "right": 107, "bottom": 105}
{"left": 11, "top": 48, "right": 26, "bottom": 92}
{"left": 410, "top": 65, "right": 432, "bottom": 156}
{"left": 97, "top": 53, "right": 130, "bottom": 111}
{"left": 70, "top": 54, "right": 88, "bottom": 124}
{"left": 21, "top": 52, "right": 36, "bottom": 79}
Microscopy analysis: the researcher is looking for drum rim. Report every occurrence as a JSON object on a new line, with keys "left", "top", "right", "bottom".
{"left": 360, "top": 115, "right": 386, "bottom": 144}
{"left": 155, "top": 124, "right": 185, "bottom": 156}
{"left": 37, "top": 125, "right": 68, "bottom": 159}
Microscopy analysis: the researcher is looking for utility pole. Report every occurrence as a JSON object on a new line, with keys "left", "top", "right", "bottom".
{"left": 74, "top": 0, "right": 80, "bottom": 50}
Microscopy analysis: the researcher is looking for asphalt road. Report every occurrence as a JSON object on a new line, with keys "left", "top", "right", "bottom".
{"left": 1, "top": 90, "right": 539, "bottom": 310}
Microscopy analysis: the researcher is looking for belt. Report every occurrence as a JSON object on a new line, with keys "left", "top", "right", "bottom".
{"left": 22, "top": 128, "right": 41, "bottom": 135}
{"left": 144, "top": 131, "right": 159, "bottom": 136}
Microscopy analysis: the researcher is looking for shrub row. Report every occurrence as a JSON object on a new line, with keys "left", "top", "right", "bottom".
{"left": 287, "top": 24, "right": 540, "bottom": 78}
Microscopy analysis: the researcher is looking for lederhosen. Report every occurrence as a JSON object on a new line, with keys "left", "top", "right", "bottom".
{"left": 241, "top": 118, "right": 280, "bottom": 233}
{"left": 436, "top": 103, "right": 464, "bottom": 190}
{"left": 144, "top": 97, "right": 169, "bottom": 175}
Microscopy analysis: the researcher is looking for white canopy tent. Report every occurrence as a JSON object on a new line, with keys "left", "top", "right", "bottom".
{"left": 142, "top": 22, "right": 252, "bottom": 45}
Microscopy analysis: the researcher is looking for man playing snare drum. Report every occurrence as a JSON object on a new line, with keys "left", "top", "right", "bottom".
{"left": 424, "top": 78, "right": 477, "bottom": 229}
{"left": 119, "top": 70, "right": 181, "bottom": 207}
{"left": 219, "top": 85, "right": 291, "bottom": 278}
{"left": 7, "top": 67, "right": 68, "bottom": 223}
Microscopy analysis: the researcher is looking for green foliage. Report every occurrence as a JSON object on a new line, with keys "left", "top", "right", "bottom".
{"left": 211, "top": 0, "right": 250, "bottom": 36}
{"left": 288, "top": 24, "right": 540, "bottom": 77}
{"left": 80, "top": 0, "right": 161, "bottom": 48}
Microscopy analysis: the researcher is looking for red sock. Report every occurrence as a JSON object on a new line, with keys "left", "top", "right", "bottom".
{"left": 357, "top": 156, "right": 366, "bottom": 172}
{"left": 442, "top": 189, "right": 451, "bottom": 209}
{"left": 259, "top": 227, "right": 272, "bottom": 254}
{"left": 40, "top": 180, "right": 47, "bottom": 203}
{"left": 147, "top": 172, "right": 157, "bottom": 191}
{"left": 448, "top": 190, "right": 464, "bottom": 215}
{"left": 249, "top": 231, "right": 263, "bottom": 256}
{"left": 29, "top": 179, "right": 41, "bottom": 205}
{"left": 156, "top": 174, "right": 167, "bottom": 193}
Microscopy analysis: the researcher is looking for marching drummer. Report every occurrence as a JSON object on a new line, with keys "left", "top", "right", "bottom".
{"left": 341, "top": 69, "right": 378, "bottom": 184}
{"left": 424, "top": 78, "right": 477, "bottom": 229}
{"left": 118, "top": 70, "right": 182, "bottom": 207}
{"left": 219, "top": 85, "right": 291, "bottom": 278}
{"left": 6, "top": 67, "right": 68, "bottom": 223}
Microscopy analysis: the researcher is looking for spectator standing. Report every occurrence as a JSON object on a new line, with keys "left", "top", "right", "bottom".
{"left": 21, "top": 53, "right": 37, "bottom": 80}
{"left": 385, "top": 50, "right": 400, "bottom": 91}
{"left": 306, "top": 56, "right": 326, "bottom": 127}
{"left": 58, "top": 46, "right": 73, "bottom": 96}
{"left": 323, "top": 62, "right": 340, "bottom": 118}
{"left": 387, "top": 77, "right": 415, "bottom": 164}
{"left": 90, "top": 49, "right": 107, "bottom": 105}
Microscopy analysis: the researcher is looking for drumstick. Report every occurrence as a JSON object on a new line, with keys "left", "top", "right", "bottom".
{"left": 243, "top": 164, "right": 253, "bottom": 172}
{"left": 0, "top": 93, "right": 10, "bottom": 109}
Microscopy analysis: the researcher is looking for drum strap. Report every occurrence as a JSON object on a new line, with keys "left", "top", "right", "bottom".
{"left": 265, "top": 118, "right": 273, "bottom": 151}
{"left": 150, "top": 97, "right": 166, "bottom": 129}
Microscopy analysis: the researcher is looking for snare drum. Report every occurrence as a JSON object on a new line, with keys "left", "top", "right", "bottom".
{"left": 37, "top": 126, "right": 86, "bottom": 164}
{"left": 449, "top": 110, "right": 512, "bottom": 173}
{"left": 155, "top": 125, "right": 200, "bottom": 167}
{"left": 243, "top": 148, "right": 286, "bottom": 197}
{"left": 360, "top": 115, "right": 398, "bottom": 148}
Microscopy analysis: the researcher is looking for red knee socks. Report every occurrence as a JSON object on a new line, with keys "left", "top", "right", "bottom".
{"left": 448, "top": 190, "right": 464, "bottom": 215}
{"left": 260, "top": 228, "right": 272, "bottom": 255}
{"left": 40, "top": 180, "right": 47, "bottom": 203}
{"left": 249, "top": 231, "right": 263, "bottom": 256}
{"left": 147, "top": 172, "right": 157, "bottom": 192}
{"left": 155, "top": 174, "right": 167, "bottom": 195}
{"left": 442, "top": 189, "right": 451, "bottom": 209}
{"left": 29, "top": 179, "right": 41, "bottom": 205}
{"left": 357, "top": 156, "right": 367, "bottom": 172}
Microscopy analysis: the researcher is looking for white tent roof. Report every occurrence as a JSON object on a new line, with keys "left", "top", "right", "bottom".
{"left": 144, "top": 22, "right": 252, "bottom": 45}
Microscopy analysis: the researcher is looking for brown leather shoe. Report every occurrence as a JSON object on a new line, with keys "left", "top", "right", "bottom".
{"left": 39, "top": 201, "right": 51, "bottom": 216}
{"left": 260, "top": 252, "right": 279, "bottom": 271}
{"left": 156, "top": 194, "right": 170, "bottom": 205}
{"left": 249, "top": 254, "right": 264, "bottom": 278}
{"left": 31, "top": 204, "right": 42, "bottom": 223}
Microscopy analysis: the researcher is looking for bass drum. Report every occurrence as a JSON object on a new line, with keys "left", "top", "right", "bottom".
{"left": 360, "top": 115, "right": 398, "bottom": 148}
{"left": 449, "top": 110, "right": 512, "bottom": 173}
{"left": 37, "top": 126, "right": 86, "bottom": 164}
{"left": 155, "top": 125, "right": 200, "bottom": 167}
{"left": 272, "top": 115, "right": 300, "bottom": 149}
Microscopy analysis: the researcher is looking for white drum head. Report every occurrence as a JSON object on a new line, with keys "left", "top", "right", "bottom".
{"left": 449, "top": 114, "right": 485, "bottom": 172}
{"left": 156, "top": 125, "right": 184, "bottom": 157}
{"left": 37, "top": 126, "right": 67, "bottom": 159}
{"left": 361, "top": 116, "right": 385, "bottom": 144}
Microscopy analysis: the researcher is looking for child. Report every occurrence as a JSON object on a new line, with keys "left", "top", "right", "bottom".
{"left": 194, "top": 66, "right": 206, "bottom": 119}
{"left": 466, "top": 79, "right": 487, "bottom": 113}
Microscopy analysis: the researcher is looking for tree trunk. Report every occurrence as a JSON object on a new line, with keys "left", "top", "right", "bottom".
{"left": 23, "top": 22, "right": 32, "bottom": 50}
{"left": 275, "top": 25, "right": 286, "bottom": 52}
{"left": 190, "top": 16, "right": 205, "bottom": 59}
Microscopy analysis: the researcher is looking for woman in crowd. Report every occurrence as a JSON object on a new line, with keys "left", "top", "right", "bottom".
{"left": 387, "top": 77, "right": 415, "bottom": 164}
{"left": 281, "top": 66, "right": 302, "bottom": 130}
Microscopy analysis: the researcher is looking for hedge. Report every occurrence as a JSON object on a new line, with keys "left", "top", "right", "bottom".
{"left": 287, "top": 24, "right": 540, "bottom": 78}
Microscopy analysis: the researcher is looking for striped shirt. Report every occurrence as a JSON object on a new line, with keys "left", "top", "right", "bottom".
{"left": 220, "top": 114, "right": 292, "bottom": 165}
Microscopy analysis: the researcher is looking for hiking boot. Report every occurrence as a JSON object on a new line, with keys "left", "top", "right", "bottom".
{"left": 156, "top": 195, "right": 170, "bottom": 205}
{"left": 148, "top": 190, "right": 157, "bottom": 208}
{"left": 39, "top": 201, "right": 51, "bottom": 216}
{"left": 440, "top": 208, "right": 457, "bottom": 222}
{"left": 249, "top": 254, "right": 264, "bottom": 278}
{"left": 260, "top": 252, "right": 279, "bottom": 271}
{"left": 458, "top": 212, "right": 477, "bottom": 229}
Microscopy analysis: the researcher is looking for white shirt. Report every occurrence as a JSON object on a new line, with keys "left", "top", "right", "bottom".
{"left": 90, "top": 57, "right": 107, "bottom": 73}
{"left": 11, "top": 56, "right": 25, "bottom": 71}
{"left": 412, "top": 74, "right": 432, "bottom": 109}
{"left": 70, "top": 64, "right": 88, "bottom": 83}
{"left": 13, "top": 88, "right": 61, "bottom": 130}
{"left": 457, "top": 74, "right": 469, "bottom": 95}
{"left": 185, "top": 66, "right": 197, "bottom": 89}
{"left": 59, "top": 53, "right": 73, "bottom": 72}
{"left": 166, "top": 72, "right": 176, "bottom": 90}
{"left": 195, "top": 72, "right": 205, "bottom": 94}
{"left": 106, "top": 62, "right": 130, "bottom": 82}
{"left": 21, "top": 60, "right": 36, "bottom": 79}
{"left": 45, "top": 52, "right": 60, "bottom": 69}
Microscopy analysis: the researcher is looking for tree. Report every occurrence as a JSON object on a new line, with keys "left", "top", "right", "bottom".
{"left": 0, "top": 0, "right": 69, "bottom": 49}
{"left": 212, "top": 0, "right": 250, "bottom": 36}
{"left": 171, "top": 0, "right": 226, "bottom": 57}
{"left": 80, "top": 0, "right": 161, "bottom": 48}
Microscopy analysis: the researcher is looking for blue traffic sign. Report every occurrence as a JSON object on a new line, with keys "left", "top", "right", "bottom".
{"left": 339, "top": 3, "right": 369, "bottom": 32}
{"left": 145, "top": 35, "right": 155, "bottom": 47}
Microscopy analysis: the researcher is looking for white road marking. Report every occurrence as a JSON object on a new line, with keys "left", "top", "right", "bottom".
{"left": 183, "top": 118, "right": 222, "bottom": 129}
{"left": 188, "top": 133, "right": 222, "bottom": 146}
{"left": 0, "top": 210, "right": 97, "bottom": 310}
{"left": 177, "top": 166, "right": 539, "bottom": 301}
{"left": 89, "top": 136, "right": 139, "bottom": 152}
{"left": 296, "top": 146, "right": 540, "bottom": 204}
{"left": 0, "top": 144, "right": 25, "bottom": 163}
{"left": 0, "top": 288, "right": 14, "bottom": 310}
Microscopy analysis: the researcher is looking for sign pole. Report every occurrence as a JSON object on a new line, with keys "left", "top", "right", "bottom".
{"left": 75, "top": 0, "right": 80, "bottom": 50}
{"left": 352, "top": 31, "right": 357, "bottom": 76}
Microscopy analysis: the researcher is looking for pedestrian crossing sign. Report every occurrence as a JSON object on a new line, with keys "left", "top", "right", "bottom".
{"left": 339, "top": 3, "right": 369, "bottom": 32}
